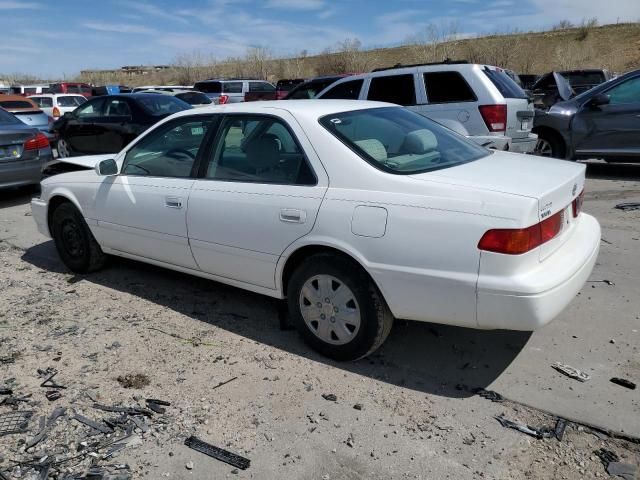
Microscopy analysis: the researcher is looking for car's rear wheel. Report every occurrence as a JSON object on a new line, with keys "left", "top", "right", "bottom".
{"left": 51, "top": 202, "right": 107, "bottom": 273}
{"left": 56, "top": 138, "right": 70, "bottom": 158}
{"left": 287, "top": 254, "right": 393, "bottom": 361}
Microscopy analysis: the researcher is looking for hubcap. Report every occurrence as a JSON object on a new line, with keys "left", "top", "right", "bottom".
{"left": 60, "top": 219, "right": 84, "bottom": 258}
{"left": 535, "top": 138, "right": 553, "bottom": 157}
{"left": 299, "top": 275, "right": 361, "bottom": 345}
{"left": 57, "top": 139, "right": 69, "bottom": 158}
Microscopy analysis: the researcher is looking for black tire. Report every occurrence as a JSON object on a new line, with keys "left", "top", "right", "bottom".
{"left": 287, "top": 253, "right": 394, "bottom": 361}
{"left": 51, "top": 202, "right": 107, "bottom": 273}
{"left": 535, "top": 130, "right": 567, "bottom": 159}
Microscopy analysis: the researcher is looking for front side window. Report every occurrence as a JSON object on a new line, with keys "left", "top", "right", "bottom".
{"left": 122, "top": 117, "right": 215, "bottom": 178}
{"left": 321, "top": 79, "right": 364, "bottom": 100}
{"left": 76, "top": 98, "right": 105, "bottom": 117}
{"left": 367, "top": 74, "right": 417, "bottom": 106}
{"left": 424, "top": 72, "right": 477, "bottom": 103}
{"left": 104, "top": 99, "right": 132, "bottom": 117}
{"left": 320, "top": 107, "right": 489, "bottom": 174}
{"left": 605, "top": 77, "right": 640, "bottom": 105}
{"left": 204, "top": 115, "right": 315, "bottom": 185}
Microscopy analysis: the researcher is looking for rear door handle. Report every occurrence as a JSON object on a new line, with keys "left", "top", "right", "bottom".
{"left": 280, "top": 209, "right": 306, "bottom": 224}
{"left": 165, "top": 196, "right": 183, "bottom": 209}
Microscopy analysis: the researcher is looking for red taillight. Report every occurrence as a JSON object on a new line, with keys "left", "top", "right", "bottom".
{"left": 218, "top": 94, "right": 229, "bottom": 104}
{"left": 24, "top": 132, "right": 49, "bottom": 151}
{"left": 52, "top": 106, "right": 61, "bottom": 118}
{"left": 572, "top": 189, "right": 584, "bottom": 218}
{"left": 478, "top": 211, "right": 563, "bottom": 255}
{"left": 478, "top": 104, "right": 507, "bottom": 132}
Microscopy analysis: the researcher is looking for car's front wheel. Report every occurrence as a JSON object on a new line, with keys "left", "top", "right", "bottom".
{"left": 535, "top": 131, "right": 566, "bottom": 159}
{"left": 51, "top": 202, "right": 107, "bottom": 273}
{"left": 287, "top": 254, "right": 393, "bottom": 361}
{"left": 56, "top": 138, "right": 70, "bottom": 158}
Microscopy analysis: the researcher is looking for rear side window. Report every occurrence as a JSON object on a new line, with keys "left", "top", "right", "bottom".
{"left": 194, "top": 81, "right": 222, "bottom": 94}
{"left": 58, "top": 96, "right": 86, "bottom": 107}
{"left": 222, "top": 82, "right": 243, "bottom": 93}
{"left": 32, "top": 97, "right": 53, "bottom": 108}
{"left": 424, "top": 72, "right": 476, "bottom": 103}
{"left": 483, "top": 68, "right": 527, "bottom": 99}
{"left": 248, "top": 82, "right": 275, "bottom": 92}
{"left": 321, "top": 79, "right": 364, "bottom": 100}
{"left": 367, "top": 75, "right": 416, "bottom": 106}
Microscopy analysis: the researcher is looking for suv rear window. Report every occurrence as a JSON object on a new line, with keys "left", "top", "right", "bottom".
{"left": 249, "top": 82, "right": 275, "bottom": 92}
{"left": 424, "top": 72, "right": 476, "bottom": 103}
{"left": 483, "top": 68, "right": 527, "bottom": 99}
{"left": 367, "top": 75, "right": 416, "bottom": 106}
{"left": 194, "top": 81, "right": 222, "bottom": 94}
{"left": 320, "top": 79, "right": 363, "bottom": 100}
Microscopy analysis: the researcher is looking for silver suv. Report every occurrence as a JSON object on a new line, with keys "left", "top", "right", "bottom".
{"left": 193, "top": 79, "right": 276, "bottom": 105}
{"left": 317, "top": 62, "right": 537, "bottom": 153}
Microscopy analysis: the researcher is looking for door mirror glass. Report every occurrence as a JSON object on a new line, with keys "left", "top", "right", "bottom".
{"left": 589, "top": 93, "right": 610, "bottom": 108}
{"left": 95, "top": 158, "right": 118, "bottom": 176}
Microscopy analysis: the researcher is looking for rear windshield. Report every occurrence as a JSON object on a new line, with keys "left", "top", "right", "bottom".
{"left": 0, "top": 100, "right": 36, "bottom": 109}
{"left": 0, "top": 109, "right": 21, "bottom": 125}
{"left": 175, "top": 92, "right": 212, "bottom": 105}
{"left": 276, "top": 79, "right": 303, "bottom": 91}
{"left": 287, "top": 79, "right": 338, "bottom": 99}
{"left": 194, "top": 81, "right": 221, "bottom": 94}
{"left": 320, "top": 107, "right": 489, "bottom": 175}
{"left": 483, "top": 68, "right": 528, "bottom": 99}
{"left": 58, "top": 96, "right": 86, "bottom": 107}
{"left": 136, "top": 96, "right": 192, "bottom": 115}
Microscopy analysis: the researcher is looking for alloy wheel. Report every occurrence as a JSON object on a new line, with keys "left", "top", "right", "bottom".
{"left": 535, "top": 138, "right": 553, "bottom": 157}
{"left": 57, "top": 139, "right": 70, "bottom": 158}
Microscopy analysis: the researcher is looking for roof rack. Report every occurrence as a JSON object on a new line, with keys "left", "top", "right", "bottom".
{"left": 372, "top": 59, "right": 469, "bottom": 72}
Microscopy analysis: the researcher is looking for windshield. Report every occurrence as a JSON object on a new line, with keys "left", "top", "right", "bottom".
{"left": 136, "top": 96, "right": 192, "bottom": 115}
{"left": 0, "top": 109, "right": 21, "bottom": 125}
{"left": 320, "top": 107, "right": 489, "bottom": 175}
{"left": 194, "top": 81, "right": 222, "bottom": 94}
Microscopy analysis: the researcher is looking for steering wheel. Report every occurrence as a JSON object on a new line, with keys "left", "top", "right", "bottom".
{"left": 166, "top": 148, "right": 196, "bottom": 161}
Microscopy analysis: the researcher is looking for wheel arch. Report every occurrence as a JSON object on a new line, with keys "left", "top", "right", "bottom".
{"left": 532, "top": 125, "right": 569, "bottom": 159}
{"left": 46, "top": 190, "right": 85, "bottom": 235}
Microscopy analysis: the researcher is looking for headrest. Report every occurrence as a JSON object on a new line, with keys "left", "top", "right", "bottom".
{"left": 355, "top": 139, "right": 387, "bottom": 161}
{"left": 402, "top": 129, "right": 438, "bottom": 154}
{"left": 246, "top": 136, "right": 280, "bottom": 170}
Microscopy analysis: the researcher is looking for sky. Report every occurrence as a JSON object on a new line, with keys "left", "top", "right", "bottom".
{"left": 1, "top": 0, "right": 638, "bottom": 78}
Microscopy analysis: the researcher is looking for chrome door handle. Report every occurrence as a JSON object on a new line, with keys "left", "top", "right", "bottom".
{"left": 165, "top": 196, "right": 183, "bottom": 209}
{"left": 280, "top": 209, "right": 306, "bottom": 223}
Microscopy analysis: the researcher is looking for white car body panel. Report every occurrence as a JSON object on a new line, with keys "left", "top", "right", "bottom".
{"left": 32, "top": 100, "right": 600, "bottom": 332}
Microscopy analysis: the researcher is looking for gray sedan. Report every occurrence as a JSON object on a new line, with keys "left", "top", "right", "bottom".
{"left": 0, "top": 108, "right": 53, "bottom": 189}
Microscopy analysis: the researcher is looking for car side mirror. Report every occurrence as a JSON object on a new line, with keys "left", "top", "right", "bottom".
{"left": 588, "top": 93, "right": 610, "bottom": 108}
{"left": 95, "top": 159, "right": 118, "bottom": 176}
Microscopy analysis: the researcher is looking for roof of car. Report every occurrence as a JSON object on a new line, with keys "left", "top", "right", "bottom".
{"left": 28, "top": 93, "right": 86, "bottom": 98}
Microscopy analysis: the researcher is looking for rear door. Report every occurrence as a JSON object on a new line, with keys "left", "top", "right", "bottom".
{"left": 363, "top": 70, "right": 420, "bottom": 107}
{"left": 187, "top": 111, "right": 327, "bottom": 289}
{"left": 573, "top": 75, "right": 640, "bottom": 158}
{"left": 482, "top": 67, "right": 534, "bottom": 139}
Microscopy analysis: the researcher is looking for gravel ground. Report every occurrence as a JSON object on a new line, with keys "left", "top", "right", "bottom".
{"left": 0, "top": 162, "right": 639, "bottom": 479}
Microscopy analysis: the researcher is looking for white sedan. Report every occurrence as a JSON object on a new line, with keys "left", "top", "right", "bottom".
{"left": 31, "top": 100, "right": 601, "bottom": 360}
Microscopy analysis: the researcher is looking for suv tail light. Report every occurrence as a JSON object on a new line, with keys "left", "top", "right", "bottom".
{"left": 478, "top": 210, "right": 563, "bottom": 255}
{"left": 24, "top": 132, "right": 50, "bottom": 151}
{"left": 52, "top": 106, "right": 61, "bottom": 118}
{"left": 479, "top": 104, "right": 507, "bottom": 132}
{"left": 218, "top": 94, "right": 229, "bottom": 105}
{"left": 572, "top": 189, "right": 584, "bottom": 218}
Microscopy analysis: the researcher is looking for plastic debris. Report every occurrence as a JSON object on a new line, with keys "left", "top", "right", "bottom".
{"left": 554, "top": 418, "right": 568, "bottom": 441}
{"left": 322, "top": 393, "right": 337, "bottom": 402}
{"left": 495, "top": 414, "right": 546, "bottom": 439}
{"left": 211, "top": 376, "right": 238, "bottom": 390}
{"left": 615, "top": 202, "right": 640, "bottom": 211}
{"left": 474, "top": 388, "right": 505, "bottom": 403}
{"left": 610, "top": 377, "right": 636, "bottom": 390}
{"left": 551, "top": 362, "right": 590, "bottom": 382}
{"left": 184, "top": 436, "right": 250, "bottom": 470}
{"left": 0, "top": 411, "right": 34, "bottom": 436}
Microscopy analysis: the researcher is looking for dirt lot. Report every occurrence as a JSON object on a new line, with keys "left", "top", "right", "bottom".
{"left": 0, "top": 161, "right": 639, "bottom": 479}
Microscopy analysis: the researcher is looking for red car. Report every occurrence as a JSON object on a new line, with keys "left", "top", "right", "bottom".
{"left": 49, "top": 82, "right": 93, "bottom": 98}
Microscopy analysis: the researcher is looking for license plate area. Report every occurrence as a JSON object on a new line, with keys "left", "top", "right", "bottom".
{"left": 0, "top": 145, "right": 22, "bottom": 160}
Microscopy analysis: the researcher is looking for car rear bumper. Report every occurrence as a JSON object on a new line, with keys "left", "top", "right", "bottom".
{"left": 476, "top": 213, "right": 600, "bottom": 330}
{"left": 509, "top": 134, "right": 538, "bottom": 154}
{"left": 0, "top": 155, "right": 46, "bottom": 188}
{"left": 31, "top": 197, "right": 50, "bottom": 238}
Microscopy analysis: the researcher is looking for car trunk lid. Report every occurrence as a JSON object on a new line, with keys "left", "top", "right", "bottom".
{"left": 10, "top": 110, "right": 49, "bottom": 128}
{"left": 409, "top": 151, "right": 586, "bottom": 259}
{"left": 0, "top": 130, "right": 32, "bottom": 163}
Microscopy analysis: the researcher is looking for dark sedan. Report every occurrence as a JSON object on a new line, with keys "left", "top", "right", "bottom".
{"left": 533, "top": 69, "right": 640, "bottom": 162}
{"left": 0, "top": 108, "right": 52, "bottom": 189}
{"left": 52, "top": 93, "right": 192, "bottom": 157}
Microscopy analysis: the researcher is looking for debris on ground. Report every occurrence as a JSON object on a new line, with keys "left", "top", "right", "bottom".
{"left": 184, "top": 436, "right": 251, "bottom": 470}
{"left": 495, "top": 414, "right": 546, "bottom": 439}
{"left": 322, "top": 393, "right": 337, "bottom": 402}
{"left": 116, "top": 373, "right": 151, "bottom": 389}
{"left": 587, "top": 279, "right": 615, "bottom": 286}
{"left": 0, "top": 410, "right": 33, "bottom": 436}
{"left": 494, "top": 414, "right": 566, "bottom": 440}
{"left": 38, "top": 369, "right": 67, "bottom": 389}
{"left": 554, "top": 418, "right": 568, "bottom": 441}
{"left": 474, "top": 388, "right": 505, "bottom": 403}
{"left": 610, "top": 377, "right": 636, "bottom": 390}
{"left": 615, "top": 202, "right": 640, "bottom": 211}
{"left": 551, "top": 362, "right": 591, "bottom": 382}
{"left": 211, "top": 376, "right": 238, "bottom": 390}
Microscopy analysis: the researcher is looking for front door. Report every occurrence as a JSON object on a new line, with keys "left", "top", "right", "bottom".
{"left": 93, "top": 115, "right": 217, "bottom": 269}
{"left": 573, "top": 75, "right": 640, "bottom": 158}
{"left": 94, "top": 98, "right": 134, "bottom": 153}
{"left": 65, "top": 97, "right": 106, "bottom": 154}
{"left": 188, "top": 112, "right": 327, "bottom": 289}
